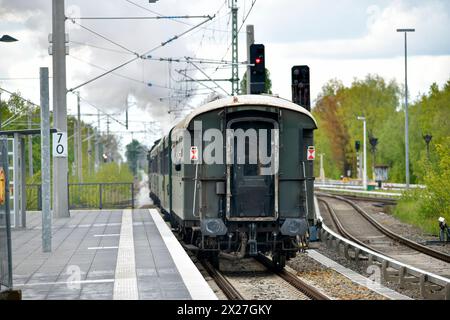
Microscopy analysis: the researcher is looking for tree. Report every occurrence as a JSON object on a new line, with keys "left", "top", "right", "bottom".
{"left": 125, "top": 139, "right": 145, "bottom": 176}
{"left": 312, "top": 75, "right": 401, "bottom": 179}
{"left": 239, "top": 68, "right": 273, "bottom": 94}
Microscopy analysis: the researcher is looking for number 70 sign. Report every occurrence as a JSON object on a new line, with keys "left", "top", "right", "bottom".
{"left": 53, "top": 132, "right": 67, "bottom": 157}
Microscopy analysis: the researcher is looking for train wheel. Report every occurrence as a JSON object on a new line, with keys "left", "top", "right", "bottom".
{"left": 272, "top": 253, "right": 286, "bottom": 271}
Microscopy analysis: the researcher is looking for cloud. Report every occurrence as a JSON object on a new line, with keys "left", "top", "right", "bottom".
{"left": 247, "top": 0, "right": 450, "bottom": 59}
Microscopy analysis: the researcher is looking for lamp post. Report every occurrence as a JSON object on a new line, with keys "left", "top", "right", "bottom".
{"left": 369, "top": 136, "right": 378, "bottom": 180}
{"left": 357, "top": 116, "right": 367, "bottom": 190}
{"left": 0, "top": 35, "right": 18, "bottom": 129}
{"left": 423, "top": 134, "right": 432, "bottom": 160}
{"left": 397, "top": 28, "right": 415, "bottom": 189}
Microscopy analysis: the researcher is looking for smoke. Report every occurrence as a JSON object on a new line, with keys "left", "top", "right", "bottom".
{"left": 0, "top": 0, "right": 222, "bottom": 135}
{"left": 136, "top": 170, "right": 152, "bottom": 208}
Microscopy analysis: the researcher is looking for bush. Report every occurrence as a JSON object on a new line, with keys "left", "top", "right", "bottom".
{"left": 420, "top": 138, "right": 450, "bottom": 220}
{"left": 394, "top": 138, "right": 450, "bottom": 235}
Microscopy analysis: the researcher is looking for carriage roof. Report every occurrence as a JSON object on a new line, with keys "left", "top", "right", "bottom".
{"left": 174, "top": 94, "right": 317, "bottom": 130}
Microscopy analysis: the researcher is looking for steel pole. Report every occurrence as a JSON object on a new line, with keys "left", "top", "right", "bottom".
{"left": 246, "top": 25, "right": 254, "bottom": 95}
{"left": 77, "top": 92, "right": 82, "bottom": 182}
{"left": 404, "top": 32, "right": 410, "bottom": 189}
{"left": 363, "top": 119, "right": 367, "bottom": 190}
{"left": 52, "top": 0, "right": 69, "bottom": 217}
{"left": 40, "top": 67, "right": 52, "bottom": 252}
{"left": 28, "top": 111, "right": 33, "bottom": 176}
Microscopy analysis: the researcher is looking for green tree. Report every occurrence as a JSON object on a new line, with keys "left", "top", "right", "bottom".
{"left": 312, "top": 75, "right": 401, "bottom": 180}
{"left": 239, "top": 68, "right": 273, "bottom": 94}
{"left": 125, "top": 139, "right": 145, "bottom": 176}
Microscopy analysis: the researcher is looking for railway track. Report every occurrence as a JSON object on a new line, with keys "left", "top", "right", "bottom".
{"left": 337, "top": 194, "right": 397, "bottom": 206}
{"left": 317, "top": 192, "right": 450, "bottom": 278}
{"left": 200, "top": 256, "right": 330, "bottom": 300}
{"left": 201, "top": 259, "right": 244, "bottom": 300}
{"left": 255, "top": 254, "right": 330, "bottom": 300}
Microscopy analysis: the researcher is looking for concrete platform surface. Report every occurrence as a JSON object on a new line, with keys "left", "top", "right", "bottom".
{"left": 11, "top": 209, "right": 217, "bottom": 300}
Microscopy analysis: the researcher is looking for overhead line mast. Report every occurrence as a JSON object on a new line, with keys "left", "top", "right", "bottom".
{"left": 229, "top": 0, "right": 239, "bottom": 95}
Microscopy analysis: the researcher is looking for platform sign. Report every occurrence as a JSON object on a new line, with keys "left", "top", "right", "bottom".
{"left": 190, "top": 146, "right": 199, "bottom": 161}
{"left": 307, "top": 146, "right": 315, "bottom": 160}
{"left": 52, "top": 132, "right": 67, "bottom": 157}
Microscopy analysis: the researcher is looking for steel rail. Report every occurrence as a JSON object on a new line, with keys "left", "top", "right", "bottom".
{"left": 313, "top": 196, "right": 450, "bottom": 299}
{"left": 317, "top": 197, "right": 385, "bottom": 257}
{"left": 318, "top": 192, "right": 450, "bottom": 263}
{"left": 200, "top": 259, "right": 244, "bottom": 300}
{"left": 337, "top": 194, "right": 397, "bottom": 205}
{"left": 255, "top": 254, "right": 330, "bottom": 300}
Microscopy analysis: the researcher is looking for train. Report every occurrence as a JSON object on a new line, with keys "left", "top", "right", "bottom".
{"left": 148, "top": 94, "right": 317, "bottom": 269}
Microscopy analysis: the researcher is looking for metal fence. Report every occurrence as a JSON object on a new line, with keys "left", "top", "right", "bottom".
{"left": 26, "top": 182, "right": 134, "bottom": 210}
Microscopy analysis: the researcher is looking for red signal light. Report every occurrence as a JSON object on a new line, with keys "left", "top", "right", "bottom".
{"left": 255, "top": 57, "right": 262, "bottom": 64}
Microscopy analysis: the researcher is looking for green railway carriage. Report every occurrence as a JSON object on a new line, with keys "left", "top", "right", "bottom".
{"left": 148, "top": 94, "right": 317, "bottom": 269}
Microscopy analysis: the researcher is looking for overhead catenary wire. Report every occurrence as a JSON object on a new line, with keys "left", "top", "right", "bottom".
{"left": 175, "top": 69, "right": 221, "bottom": 95}
{"left": 70, "top": 40, "right": 136, "bottom": 55}
{"left": 187, "top": 60, "right": 229, "bottom": 96}
{"left": 124, "top": 0, "right": 232, "bottom": 33}
{"left": 68, "top": 16, "right": 214, "bottom": 92}
{"left": 67, "top": 15, "right": 212, "bottom": 20}
{"left": 70, "top": 20, "right": 140, "bottom": 56}
{"left": 0, "top": 86, "right": 40, "bottom": 108}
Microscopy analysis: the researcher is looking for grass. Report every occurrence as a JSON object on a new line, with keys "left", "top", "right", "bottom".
{"left": 391, "top": 196, "right": 441, "bottom": 236}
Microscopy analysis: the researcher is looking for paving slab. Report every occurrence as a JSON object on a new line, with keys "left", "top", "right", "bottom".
{"left": 11, "top": 209, "right": 217, "bottom": 300}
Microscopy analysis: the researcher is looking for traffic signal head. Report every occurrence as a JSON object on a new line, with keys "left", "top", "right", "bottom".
{"left": 291, "top": 65, "right": 310, "bottom": 110}
{"left": 249, "top": 44, "right": 265, "bottom": 94}
{"left": 355, "top": 141, "right": 361, "bottom": 152}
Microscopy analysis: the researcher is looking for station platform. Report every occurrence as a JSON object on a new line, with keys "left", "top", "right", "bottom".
{"left": 10, "top": 208, "right": 217, "bottom": 300}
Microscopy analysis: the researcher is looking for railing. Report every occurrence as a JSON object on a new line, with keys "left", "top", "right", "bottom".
{"left": 26, "top": 184, "right": 42, "bottom": 210}
{"left": 26, "top": 182, "right": 135, "bottom": 210}
{"left": 314, "top": 197, "right": 450, "bottom": 300}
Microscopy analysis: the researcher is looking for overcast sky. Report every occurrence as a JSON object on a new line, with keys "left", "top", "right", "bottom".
{"left": 1, "top": 0, "right": 449, "bottom": 155}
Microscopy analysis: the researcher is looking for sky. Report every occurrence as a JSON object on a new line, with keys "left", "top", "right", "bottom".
{"left": 0, "top": 0, "right": 449, "bottom": 157}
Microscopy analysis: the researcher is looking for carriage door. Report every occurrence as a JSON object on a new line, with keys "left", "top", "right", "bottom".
{"left": 227, "top": 119, "right": 278, "bottom": 219}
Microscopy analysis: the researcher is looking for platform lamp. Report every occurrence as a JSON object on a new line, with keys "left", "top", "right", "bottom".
{"left": 423, "top": 134, "right": 432, "bottom": 160}
{"left": 369, "top": 136, "right": 378, "bottom": 180}
{"left": 357, "top": 116, "right": 367, "bottom": 190}
{"left": 0, "top": 35, "right": 18, "bottom": 42}
{"left": 397, "top": 28, "right": 415, "bottom": 189}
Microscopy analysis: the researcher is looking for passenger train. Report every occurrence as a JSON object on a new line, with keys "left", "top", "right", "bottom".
{"left": 148, "top": 94, "right": 317, "bottom": 269}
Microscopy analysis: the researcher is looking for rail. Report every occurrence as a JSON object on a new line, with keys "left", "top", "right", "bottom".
{"left": 315, "top": 186, "right": 401, "bottom": 198}
{"left": 256, "top": 254, "right": 330, "bottom": 300}
{"left": 314, "top": 196, "right": 450, "bottom": 300}
{"left": 200, "top": 259, "right": 244, "bottom": 300}
{"left": 318, "top": 192, "right": 450, "bottom": 263}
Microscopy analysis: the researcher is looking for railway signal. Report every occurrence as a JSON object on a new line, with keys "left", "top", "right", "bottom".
{"left": 249, "top": 44, "right": 265, "bottom": 94}
{"left": 291, "top": 65, "right": 310, "bottom": 110}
